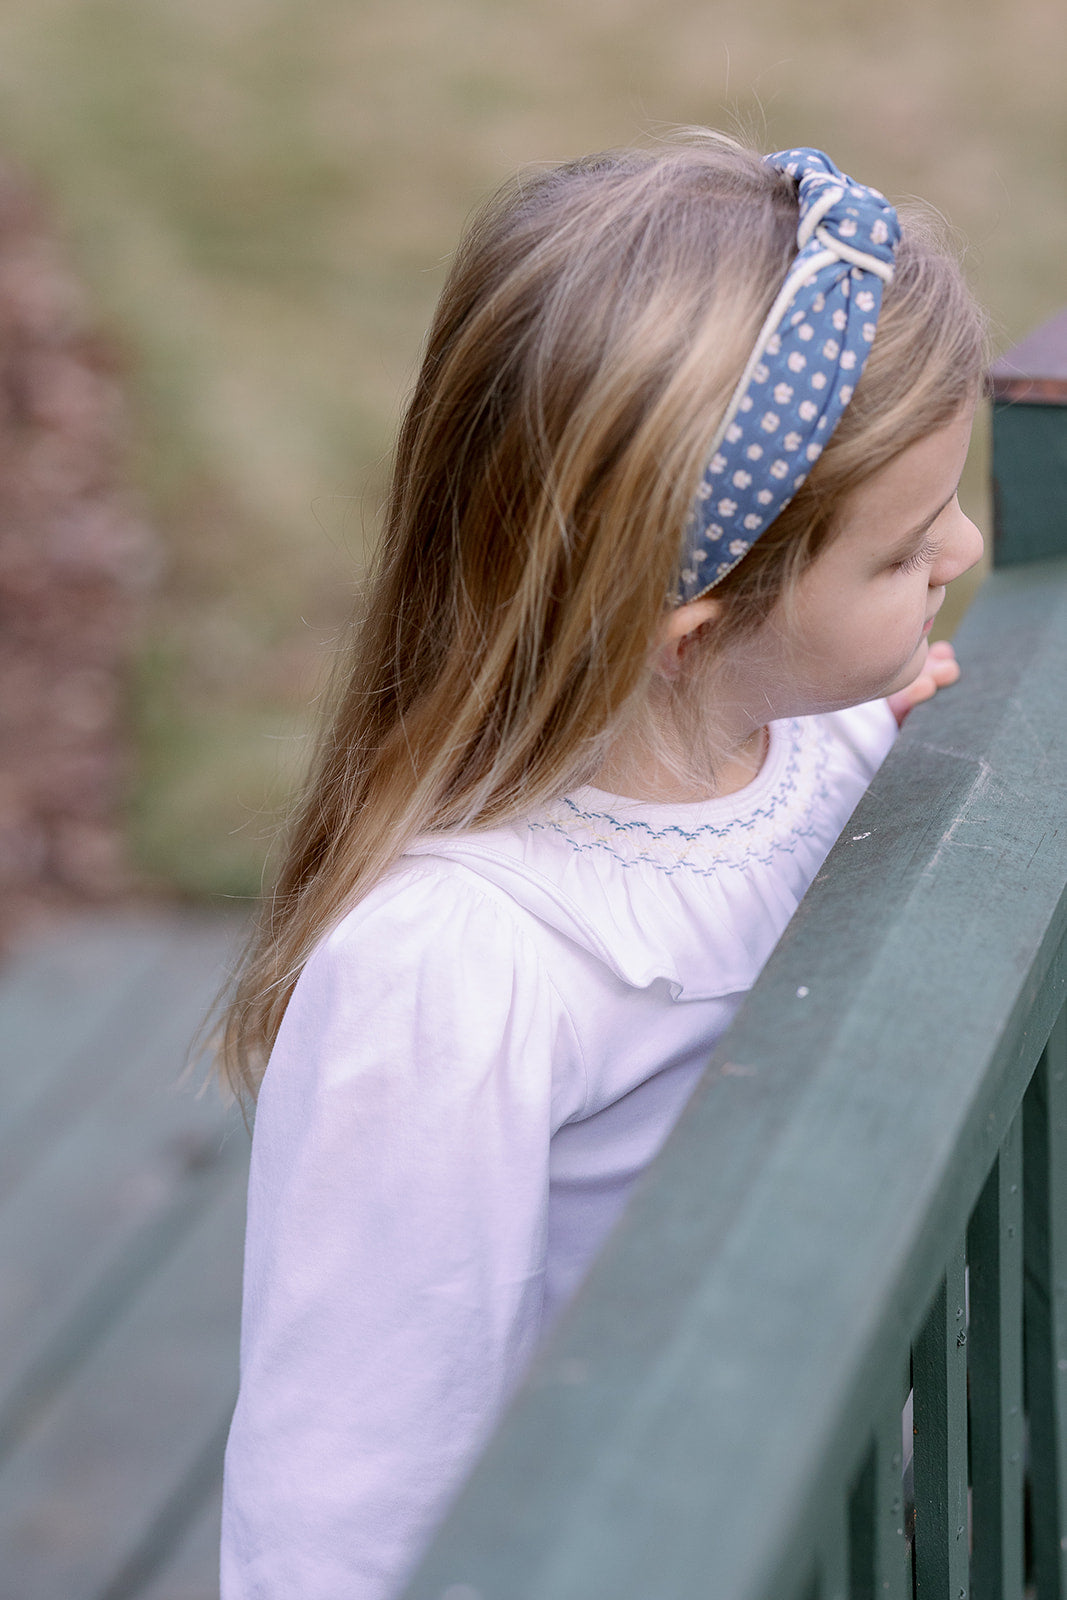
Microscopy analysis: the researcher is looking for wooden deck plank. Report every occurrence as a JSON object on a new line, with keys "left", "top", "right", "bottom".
{"left": 0, "top": 911, "right": 250, "bottom": 1600}
{"left": 135, "top": 1484, "right": 224, "bottom": 1600}
{"left": 0, "top": 1154, "right": 246, "bottom": 1600}
{"left": 0, "top": 923, "right": 166, "bottom": 1138}
{"left": 0, "top": 921, "right": 245, "bottom": 1447}
{"left": 0, "top": 915, "right": 244, "bottom": 1208}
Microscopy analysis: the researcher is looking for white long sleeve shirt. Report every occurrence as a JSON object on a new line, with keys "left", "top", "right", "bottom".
{"left": 221, "top": 700, "right": 897, "bottom": 1599}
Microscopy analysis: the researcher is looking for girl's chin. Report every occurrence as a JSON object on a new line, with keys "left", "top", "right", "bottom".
{"left": 884, "top": 640, "right": 930, "bottom": 697}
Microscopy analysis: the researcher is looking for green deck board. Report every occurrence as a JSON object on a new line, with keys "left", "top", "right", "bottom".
{"left": 135, "top": 1485, "right": 224, "bottom": 1600}
{"left": 0, "top": 925, "right": 165, "bottom": 1148}
{"left": 0, "top": 924, "right": 244, "bottom": 1450}
{"left": 0, "top": 1155, "right": 245, "bottom": 1600}
{"left": 0, "top": 912, "right": 246, "bottom": 1600}
{"left": 0, "top": 915, "right": 243, "bottom": 1208}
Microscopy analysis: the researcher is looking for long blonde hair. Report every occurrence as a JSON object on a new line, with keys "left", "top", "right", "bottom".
{"left": 220, "top": 131, "right": 986, "bottom": 1101}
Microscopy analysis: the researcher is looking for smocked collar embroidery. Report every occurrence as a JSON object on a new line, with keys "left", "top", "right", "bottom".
{"left": 528, "top": 717, "right": 832, "bottom": 876}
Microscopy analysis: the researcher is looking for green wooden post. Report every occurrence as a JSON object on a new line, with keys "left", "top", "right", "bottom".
{"left": 849, "top": 1368, "right": 911, "bottom": 1600}
{"left": 990, "top": 308, "right": 1067, "bottom": 566}
{"left": 817, "top": 1500, "right": 851, "bottom": 1600}
{"left": 967, "top": 1113, "right": 1025, "bottom": 1600}
{"left": 913, "top": 1243, "right": 969, "bottom": 1597}
{"left": 1024, "top": 1004, "right": 1067, "bottom": 1599}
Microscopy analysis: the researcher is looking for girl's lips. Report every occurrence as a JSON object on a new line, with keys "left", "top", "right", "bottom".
{"left": 922, "top": 617, "right": 935, "bottom": 635}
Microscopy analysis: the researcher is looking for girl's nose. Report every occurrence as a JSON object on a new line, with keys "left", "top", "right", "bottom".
{"left": 931, "top": 505, "right": 984, "bottom": 588}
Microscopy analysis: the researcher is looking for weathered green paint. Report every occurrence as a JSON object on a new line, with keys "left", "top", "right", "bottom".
{"left": 912, "top": 1248, "right": 969, "bottom": 1596}
{"left": 967, "top": 1112, "right": 1025, "bottom": 1600}
{"left": 991, "top": 306, "right": 1067, "bottom": 567}
{"left": 848, "top": 1372, "right": 910, "bottom": 1600}
{"left": 816, "top": 1501, "right": 850, "bottom": 1600}
{"left": 992, "top": 402, "right": 1067, "bottom": 566}
{"left": 1024, "top": 1004, "right": 1067, "bottom": 1600}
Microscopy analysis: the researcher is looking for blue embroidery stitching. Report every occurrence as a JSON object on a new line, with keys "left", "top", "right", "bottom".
{"left": 528, "top": 719, "right": 832, "bottom": 876}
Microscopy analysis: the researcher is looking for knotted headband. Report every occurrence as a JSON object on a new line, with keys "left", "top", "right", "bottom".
{"left": 676, "top": 148, "right": 901, "bottom": 604}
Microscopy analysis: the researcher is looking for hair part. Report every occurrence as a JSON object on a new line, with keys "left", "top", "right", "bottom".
{"left": 219, "top": 131, "right": 987, "bottom": 1101}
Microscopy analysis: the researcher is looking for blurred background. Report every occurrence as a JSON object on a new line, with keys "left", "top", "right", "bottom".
{"left": 0, "top": 0, "right": 1063, "bottom": 912}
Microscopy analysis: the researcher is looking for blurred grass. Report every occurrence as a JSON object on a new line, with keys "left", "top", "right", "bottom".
{"left": 0, "top": 0, "right": 1062, "bottom": 895}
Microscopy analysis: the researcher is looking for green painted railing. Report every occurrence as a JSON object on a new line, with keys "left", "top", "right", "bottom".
{"left": 402, "top": 311, "right": 1067, "bottom": 1600}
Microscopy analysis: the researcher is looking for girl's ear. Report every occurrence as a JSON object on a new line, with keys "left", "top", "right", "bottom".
{"left": 653, "top": 596, "right": 723, "bottom": 679}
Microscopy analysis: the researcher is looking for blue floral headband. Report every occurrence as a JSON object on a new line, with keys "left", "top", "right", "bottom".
{"left": 676, "top": 148, "right": 901, "bottom": 604}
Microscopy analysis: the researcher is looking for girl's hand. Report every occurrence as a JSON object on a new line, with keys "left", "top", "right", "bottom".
{"left": 887, "top": 640, "right": 960, "bottom": 727}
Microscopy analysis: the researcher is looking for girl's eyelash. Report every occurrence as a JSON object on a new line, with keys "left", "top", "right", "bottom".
{"left": 895, "top": 536, "right": 941, "bottom": 574}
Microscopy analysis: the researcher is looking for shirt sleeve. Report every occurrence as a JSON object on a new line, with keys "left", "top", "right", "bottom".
{"left": 221, "top": 865, "right": 583, "bottom": 1600}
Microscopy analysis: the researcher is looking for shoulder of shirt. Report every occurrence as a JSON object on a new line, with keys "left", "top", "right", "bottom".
{"left": 321, "top": 856, "right": 558, "bottom": 959}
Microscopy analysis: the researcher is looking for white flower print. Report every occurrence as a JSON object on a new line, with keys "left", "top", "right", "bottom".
{"left": 838, "top": 218, "right": 858, "bottom": 238}
{"left": 783, "top": 431, "right": 802, "bottom": 451}
{"left": 798, "top": 323, "right": 814, "bottom": 341}
{"left": 732, "top": 470, "right": 752, "bottom": 489}
{"left": 810, "top": 372, "right": 828, "bottom": 390}
{"left": 743, "top": 514, "right": 762, "bottom": 531}
{"left": 767, "top": 333, "right": 782, "bottom": 355}
{"left": 717, "top": 498, "right": 737, "bottom": 517}
{"left": 760, "top": 411, "right": 780, "bottom": 433}
{"left": 770, "top": 459, "right": 789, "bottom": 479}
{"left": 696, "top": 481, "right": 712, "bottom": 500}
{"left": 757, "top": 489, "right": 774, "bottom": 505}
{"left": 740, "top": 395, "right": 754, "bottom": 411}
{"left": 798, "top": 400, "right": 818, "bottom": 422}
{"left": 840, "top": 350, "right": 857, "bottom": 371}
{"left": 710, "top": 452, "right": 728, "bottom": 473}
{"left": 806, "top": 442, "right": 822, "bottom": 462}
{"left": 839, "top": 385, "right": 854, "bottom": 404}
{"left": 832, "top": 308, "right": 847, "bottom": 331}
{"left": 870, "top": 218, "right": 889, "bottom": 244}
{"left": 855, "top": 290, "right": 876, "bottom": 313}
{"left": 725, "top": 424, "right": 743, "bottom": 444}
{"left": 729, "top": 538, "right": 749, "bottom": 557}
{"left": 746, "top": 443, "right": 764, "bottom": 460}
{"left": 753, "top": 362, "right": 770, "bottom": 383}
{"left": 787, "top": 351, "right": 807, "bottom": 373}
{"left": 773, "top": 383, "right": 794, "bottom": 405}
{"left": 862, "top": 322, "right": 876, "bottom": 342}
{"left": 822, "top": 339, "right": 839, "bottom": 360}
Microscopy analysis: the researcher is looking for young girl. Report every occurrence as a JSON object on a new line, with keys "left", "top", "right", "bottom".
{"left": 219, "top": 133, "right": 985, "bottom": 1598}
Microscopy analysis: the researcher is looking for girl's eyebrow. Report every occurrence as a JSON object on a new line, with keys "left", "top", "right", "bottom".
{"left": 887, "top": 485, "right": 959, "bottom": 561}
